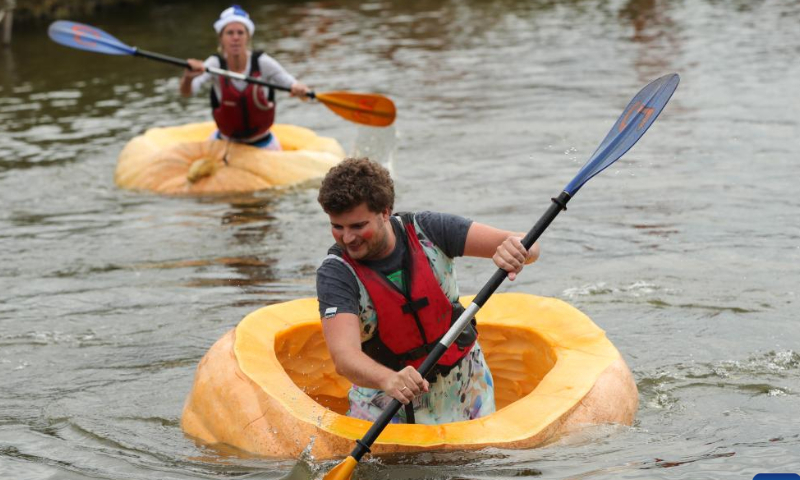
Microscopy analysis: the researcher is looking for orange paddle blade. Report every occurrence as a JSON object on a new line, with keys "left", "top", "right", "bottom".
{"left": 321, "top": 456, "right": 358, "bottom": 480}
{"left": 314, "top": 92, "right": 396, "bottom": 127}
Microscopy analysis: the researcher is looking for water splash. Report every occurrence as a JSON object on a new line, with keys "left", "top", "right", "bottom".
{"left": 351, "top": 125, "right": 398, "bottom": 170}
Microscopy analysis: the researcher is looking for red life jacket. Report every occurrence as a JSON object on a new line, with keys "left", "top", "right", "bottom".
{"left": 210, "top": 51, "right": 276, "bottom": 140}
{"left": 339, "top": 215, "right": 475, "bottom": 371}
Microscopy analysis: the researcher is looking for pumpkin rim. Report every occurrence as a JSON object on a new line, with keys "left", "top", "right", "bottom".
{"left": 233, "top": 292, "right": 622, "bottom": 447}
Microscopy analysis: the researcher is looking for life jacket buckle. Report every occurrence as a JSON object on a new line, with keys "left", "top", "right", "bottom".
{"left": 401, "top": 296, "right": 429, "bottom": 314}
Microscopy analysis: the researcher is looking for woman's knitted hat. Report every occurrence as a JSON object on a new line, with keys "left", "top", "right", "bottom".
{"left": 213, "top": 5, "right": 255, "bottom": 36}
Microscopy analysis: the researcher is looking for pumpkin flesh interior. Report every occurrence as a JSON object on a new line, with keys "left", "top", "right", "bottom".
{"left": 274, "top": 323, "right": 556, "bottom": 414}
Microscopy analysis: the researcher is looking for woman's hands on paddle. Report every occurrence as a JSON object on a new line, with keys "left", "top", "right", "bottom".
{"left": 185, "top": 58, "right": 205, "bottom": 75}
{"left": 493, "top": 235, "right": 539, "bottom": 281}
{"left": 180, "top": 58, "right": 205, "bottom": 97}
{"left": 290, "top": 81, "right": 310, "bottom": 100}
{"left": 382, "top": 366, "right": 429, "bottom": 404}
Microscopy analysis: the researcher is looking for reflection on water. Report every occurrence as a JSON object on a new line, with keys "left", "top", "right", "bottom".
{"left": 1, "top": 0, "right": 800, "bottom": 479}
{"left": 219, "top": 196, "right": 279, "bottom": 244}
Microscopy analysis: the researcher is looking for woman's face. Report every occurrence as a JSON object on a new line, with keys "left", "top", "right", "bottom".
{"left": 219, "top": 22, "right": 249, "bottom": 56}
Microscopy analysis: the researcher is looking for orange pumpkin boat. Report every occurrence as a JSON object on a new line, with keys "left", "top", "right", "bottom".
{"left": 181, "top": 293, "right": 638, "bottom": 459}
{"left": 114, "top": 122, "right": 345, "bottom": 195}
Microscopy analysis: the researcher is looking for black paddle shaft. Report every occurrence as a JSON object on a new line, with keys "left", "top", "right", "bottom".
{"left": 132, "top": 48, "right": 294, "bottom": 93}
{"left": 473, "top": 190, "right": 572, "bottom": 307}
{"left": 350, "top": 190, "right": 572, "bottom": 461}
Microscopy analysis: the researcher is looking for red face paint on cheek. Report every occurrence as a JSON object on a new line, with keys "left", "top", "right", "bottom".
{"left": 360, "top": 229, "right": 374, "bottom": 241}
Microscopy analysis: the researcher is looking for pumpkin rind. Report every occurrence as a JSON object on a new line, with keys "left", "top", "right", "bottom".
{"left": 115, "top": 123, "right": 345, "bottom": 194}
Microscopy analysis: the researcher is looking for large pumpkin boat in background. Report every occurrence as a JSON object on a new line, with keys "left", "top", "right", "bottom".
{"left": 47, "top": 21, "right": 393, "bottom": 197}
{"left": 114, "top": 122, "right": 345, "bottom": 195}
{"left": 181, "top": 293, "right": 639, "bottom": 459}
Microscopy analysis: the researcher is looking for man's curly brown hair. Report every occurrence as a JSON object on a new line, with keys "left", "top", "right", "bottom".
{"left": 317, "top": 157, "right": 394, "bottom": 215}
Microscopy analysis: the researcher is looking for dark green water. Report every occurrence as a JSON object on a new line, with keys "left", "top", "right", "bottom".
{"left": 1, "top": 1, "right": 799, "bottom": 479}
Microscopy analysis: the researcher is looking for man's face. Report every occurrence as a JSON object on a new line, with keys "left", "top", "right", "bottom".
{"left": 329, "top": 203, "right": 392, "bottom": 261}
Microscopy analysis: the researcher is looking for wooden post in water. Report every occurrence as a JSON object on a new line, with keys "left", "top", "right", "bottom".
{"left": 1, "top": 0, "right": 14, "bottom": 46}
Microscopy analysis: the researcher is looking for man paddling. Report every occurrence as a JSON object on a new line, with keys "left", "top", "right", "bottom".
{"left": 315, "top": 157, "right": 539, "bottom": 424}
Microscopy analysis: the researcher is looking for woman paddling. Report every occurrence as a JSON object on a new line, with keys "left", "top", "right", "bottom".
{"left": 179, "top": 5, "right": 310, "bottom": 150}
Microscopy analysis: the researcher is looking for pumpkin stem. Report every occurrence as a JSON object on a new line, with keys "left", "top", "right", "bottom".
{"left": 187, "top": 157, "right": 221, "bottom": 183}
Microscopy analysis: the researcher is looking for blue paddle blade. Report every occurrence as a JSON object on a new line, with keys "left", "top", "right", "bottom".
{"left": 564, "top": 73, "right": 680, "bottom": 196}
{"left": 48, "top": 21, "right": 136, "bottom": 56}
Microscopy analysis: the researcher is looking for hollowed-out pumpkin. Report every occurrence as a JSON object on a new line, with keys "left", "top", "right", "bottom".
{"left": 115, "top": 123, "right": 345, "bottom": 195}
{"left": 181, "top": 293, "right": 638, "bottom": 459}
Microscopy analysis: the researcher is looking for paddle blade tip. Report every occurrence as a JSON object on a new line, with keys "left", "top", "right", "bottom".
{"left": 321, "top": 456, "right": 358, "bottom": 480}
{"left": 315, "top": 92, "right": 397, "bottom": 127}
{"left": 47, "top": 20, "right": 133, "bottom": 56}
{"left": 563, "top": 72, "right": 680, "bottom": 196}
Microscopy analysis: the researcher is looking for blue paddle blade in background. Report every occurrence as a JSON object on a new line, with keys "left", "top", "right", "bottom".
{"left": 48, "top": 20, "right": 136, "bottom": 56}
{"left": 564, "top": 73, "right": 680, "bottom": 196}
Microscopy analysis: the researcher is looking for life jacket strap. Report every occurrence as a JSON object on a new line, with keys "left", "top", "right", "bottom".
{"left": 401, "top": 296, "right": 429, "bottom": 314}
{"left": 395, "top": 338, "right": 439, "bottom": 363}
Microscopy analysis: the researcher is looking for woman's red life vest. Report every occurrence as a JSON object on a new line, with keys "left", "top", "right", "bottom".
{"left": 210, "top": 51, "right": 276, "bottom": 140}
{"left": 339, "top": 216, "right": 475, "bottom": 371}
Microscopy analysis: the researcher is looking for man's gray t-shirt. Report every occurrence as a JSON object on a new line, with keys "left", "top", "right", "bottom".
{"left": 316, "top": 211, "right": 472, "bottom": 317}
